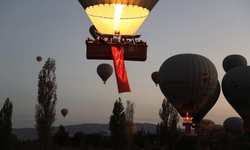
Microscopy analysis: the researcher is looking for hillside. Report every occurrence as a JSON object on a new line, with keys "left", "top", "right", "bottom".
{"left": 12, "top": 123, "right": 157, "bottom": 140}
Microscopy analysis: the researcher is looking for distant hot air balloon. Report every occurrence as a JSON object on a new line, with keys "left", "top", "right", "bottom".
{"left": 36, "top": 56, "right": 42, "bottom": 63}
{"left": 209, "top": 124, "right": 225, "bottom": 138}
{"left": 151, "top": 71, "right": 159, "bottom": 86}
{"left": 97, "top": 63, "right": 113, "bottom": 84}
{"left": 222, "top": 54, "right": 247, "bottom": 72}
{"left": 89, "top": 25, "right": 98, "bottom": 39}
{"left": 222, "top": 66, "right": 250, "bottom": 133}
{"left": 223, "top": 117, "right": 245, "bottom": 136}
{"left": 192, "top": 80, "right": 221, "bottom": 133}
{"left": 159, "top": 54, "right": 218, "bottom": 133}
{"left": 200, "top": 119, "right": 215, "bottom": 137}
{"left": 61, "top": 109, "right": 68, "bottom": 117}
{"left": 123, "top": 121, "right": 136, "bottom": 137}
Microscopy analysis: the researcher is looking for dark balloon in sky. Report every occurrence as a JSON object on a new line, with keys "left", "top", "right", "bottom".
{"left": 36, "top": 56, "right": 42, "bottom": 63}
{"left": 61, "top": 109, "right": 68, "bottom": 117}
{"left": 222, "top": 54, "right": 247, "bottom": 72}
{"left": 159, "top": 54, "right": 218, "bottom": 121}
{"left": 97, "top": 63, "right": 113, "bottom": 84}
{"left": 192, "top": 80, "right": 221, "bottom": 123}
{"left": 223, "top": 117, "right": 245, "bottom": 136}
{"left": 151, "top": 71, "right": 159, "bottom": 86}
{"left": 222, "top": 66, "right": 250, "bottom": 126}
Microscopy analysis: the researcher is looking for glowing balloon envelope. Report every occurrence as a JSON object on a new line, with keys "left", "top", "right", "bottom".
{"left": 61, "top": 109, "right": 68, "bottom": 117}
{"left": 222, "top": 54, "right": 247, "bottom": 72}
{"left": 36, "top": 56, "right": 42, "bottom": 63}
{"left": 151, "top": 71, "right": 159, "bottom": 86}
{"left": 159, "top": 54, "right": 218, "bottom": 121}
{"left": 97, "top": 63, "right": 113, "bottom": 84}
{"left": 78, "top": 0, "right": 159, "bottom": 35}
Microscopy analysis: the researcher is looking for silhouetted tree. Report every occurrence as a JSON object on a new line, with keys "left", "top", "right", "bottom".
{"left": 158, "top": 98, "right": 180, "bottom": 150}
{"left": 0, "top": 98, "right": 13, "bottom": 150}
{"left": 35, "top": 58, "right": 57, "bottom": 150}
{"left": 53, "top": 125, "right": 69, "bottom": 146}
{"left": 109, "top": 97, "right": 126, "bottom": 149}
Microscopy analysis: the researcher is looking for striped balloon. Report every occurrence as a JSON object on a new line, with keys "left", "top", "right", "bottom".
{"left": 223, "top": 117, "right": 245, "bottom": 136}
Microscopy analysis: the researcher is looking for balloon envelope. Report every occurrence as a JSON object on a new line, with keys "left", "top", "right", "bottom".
{"left": 192, "top": 80, "right": 221, "bottom": 123}
{"left": 209, "top": 124, "right": 225, "bottom": 138}
{"left": 222, "top": 66, "right": 250, "bottom": 123}
{"left": 36, "top": 56, "right": 42, "bottom": 62}
{"left": 78, "top": 0, "right": 159, "bottom": 35}
{"left": 223, "top": 117, "right": 245, "bottom": 136}
{"left": 61, "top": 109, "right": 68, "bottom": 117}
{"left": 151, "top": 71, "right": 159, "bottom": 86}
{"left": 159, "top": 54, "right": 218, "bottom": 121}
{"left": 222, "top": 54, "right": 247, "bottom": 72}
{"left": 97, "top": 63, "right": 113, "bottom": 84}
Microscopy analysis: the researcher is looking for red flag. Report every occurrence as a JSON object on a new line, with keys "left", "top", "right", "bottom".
{"left": 111, "top": 46, "right": 131, "bottom": 93}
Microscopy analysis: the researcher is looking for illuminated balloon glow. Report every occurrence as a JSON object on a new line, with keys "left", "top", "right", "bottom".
{"left": 159, "top": 54, "right": 218, "bottom": 122}
{"left": 78, "top": 0, "right": 159, "bottom": 35}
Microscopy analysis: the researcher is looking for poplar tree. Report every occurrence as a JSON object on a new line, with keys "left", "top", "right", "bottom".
{"left": 159, "top": 98, "right": 180, "bottom": 150}
{"left": 0, "top": 98, "right": 13, "bottom": 150}
{"left": 109, "top": 97, "right": 125, "bottom": 149}
{"left": 35, "top": 58, "right": 57, "bottom": 150}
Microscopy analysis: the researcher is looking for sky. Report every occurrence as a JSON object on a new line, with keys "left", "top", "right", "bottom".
{"left": 0, "top": 0, "right": 250, "bottom": 128}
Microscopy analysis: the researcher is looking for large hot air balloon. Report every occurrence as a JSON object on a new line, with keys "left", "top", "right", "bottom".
{"left": 200, "top": 119, "right": 215, "bottom": 137}
{"left": 79, "top": 0, "right": 159, "bottom": 61}
{"left": 223, "top": 117, "right": 245, "bottom": 136}
{"left": 151, "top": 71, "right": 159, "bottom": 86}
{"left": 159, "top": 54, "right": 218, "bottom": 132}
{"left": 61, "top": 109, "right": 68, "bottom": 117}
{"left": 222, "top": 66, "right": 250, "bottom": 133}
{"left": 97, "top": 63, "right": 113, "bottom": 84}
{"left": 36, "top": 56, "right": 42, "bottom": 63}
{"left": 192, "top": 80, "right": 221, "bottom": 133}
{"left": 222, "top": 54, "right": 247, "bottom": 72}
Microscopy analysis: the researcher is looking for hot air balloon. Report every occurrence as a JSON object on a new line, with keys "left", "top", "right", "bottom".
{"left": 192, "top": 80, "right": 221, "bottom": 133}
{"left": 36, "top": 56, "right": 42, "bottom": 63}
{"left": 61, "top": 109, "right": 68, "bottom": 117}
{"left": 89, "top": 25, "right": 98, "bottom": 39}
{"left": 123, "top": 121, "right": 136, "bottom": 137}
{"left": 200, "top": 119, "right": 215, "bottom": 137}
{"left": 209, "top": 124, "right": 225, "bottom": 138}
{"left": 159, "top": 54, "right": 218, "bottom": 133}
{"left": 151, "top": 71, "right": 159, "bottom": 86}
{"left": 222, "top": 66, "right": 250, "bottom": 133}
{"left": 79, "top": 0, "right": 159, "bottom": 61}
{"left": 97, "top": 63, "right": 113, "bottom": 84}
{"left": 222, "top": 54, "right": 247, "bottom": 72}
{"left": 223, "top": 117, "right": 245, "bottom": 136}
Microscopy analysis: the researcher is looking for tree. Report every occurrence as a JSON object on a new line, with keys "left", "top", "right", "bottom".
{"left": 109, "top": 97, "right": 126, "bottom": 149}
{"left": 0, "top": 98, "right": 13, "bottom": 150}
{"left": 35, "top": 58, "right": 57, "bottom": 150}
{"left": 53, "top": 125, "right": 69, "bottom": 146}
{"left": 158, "top": 98, "right": 180, "bottom": 150}
{"left": 124, "top": 100, "right": 135, "bottom": 150}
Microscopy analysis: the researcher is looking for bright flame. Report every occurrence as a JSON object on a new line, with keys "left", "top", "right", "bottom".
{"left": 113, "top": 4, "right": 124, "bottom": 34}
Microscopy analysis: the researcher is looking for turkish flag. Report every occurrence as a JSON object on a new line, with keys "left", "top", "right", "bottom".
{"left": 111, "top": 46, "right": 131, "bottom": 93}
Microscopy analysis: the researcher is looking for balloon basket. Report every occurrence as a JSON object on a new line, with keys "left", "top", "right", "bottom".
{"left": 86, "top": 43, "right": 147, "bottom": 61}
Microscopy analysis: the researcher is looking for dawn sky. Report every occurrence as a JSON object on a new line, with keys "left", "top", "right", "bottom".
{"left": 1, "top": 0, "right": 250, "bottom": 128}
